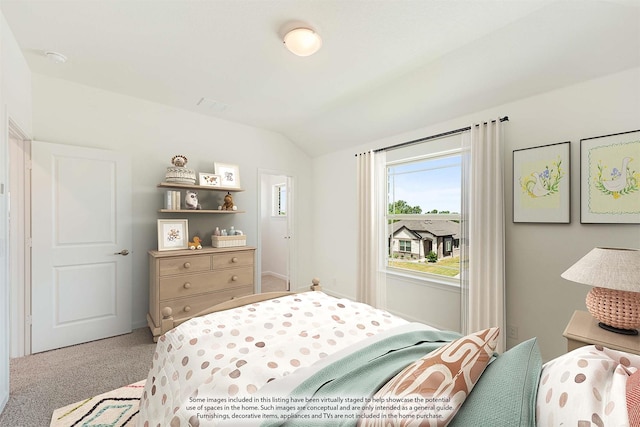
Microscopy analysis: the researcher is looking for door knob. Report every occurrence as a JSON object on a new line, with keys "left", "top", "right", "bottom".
{"left": 114, "top": 249, "right": 130, "bottom": 256}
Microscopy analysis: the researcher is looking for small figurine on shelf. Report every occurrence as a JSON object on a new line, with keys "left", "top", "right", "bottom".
{"left": 188, "top": 236, "right": 203, "bottom": 250}
{"left": 185, "top": 190, "right": 201, "bottom": 210}
{"left": 219, "top": 192, "right": 237, "bottom": 211}
{"left": 172, "top": 155, "right": 187, "bottom": 167}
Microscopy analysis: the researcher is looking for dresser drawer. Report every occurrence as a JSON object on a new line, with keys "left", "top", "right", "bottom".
{"left": 158, "top": 254, "right": 211, "bottom": 276}
{"left": 159, "top": 267, "right": 254, "bottom": 300}
{"left": 163, "top": 286, "right": 253, "bottom": 322}
{"left": 213, "top": 251, "right": 254, "bottom": 268}
{"left": 148, "top": 246, "right": 255, "bottom": 341}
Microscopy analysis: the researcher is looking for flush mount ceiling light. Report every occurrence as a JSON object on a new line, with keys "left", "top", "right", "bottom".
{"left": 45, "top": 51, "right": 67, "bottom": 64}
{"left": 283, "top": 27, "right": 322, "bottom": 57}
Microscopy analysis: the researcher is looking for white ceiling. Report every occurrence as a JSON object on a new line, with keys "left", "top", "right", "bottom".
{"left": 1, "top": 0, "right": 639, "bottom": 157}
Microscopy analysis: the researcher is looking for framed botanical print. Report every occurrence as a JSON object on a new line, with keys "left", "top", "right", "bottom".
{"left": 157, "top": 219, "right": 189, "bottom": 251}
{"left": 580, "top": 130, "right": 640, "bottom": 224}
{"left": 513, "top": 141, "right": 570, "bottom": 223}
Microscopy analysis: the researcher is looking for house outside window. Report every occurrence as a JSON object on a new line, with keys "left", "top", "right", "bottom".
{"left": 386, "top": 140, "right": 462, "bottom": 283}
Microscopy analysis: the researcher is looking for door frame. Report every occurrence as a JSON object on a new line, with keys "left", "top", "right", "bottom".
{"left": 8, "top": 119, "right": 31, "bottom": 357}
{"left": 257, "top": 169, "right": 296, "bottom": 292}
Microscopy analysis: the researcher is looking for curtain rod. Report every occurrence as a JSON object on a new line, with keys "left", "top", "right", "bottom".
{"left": 365, "top": 116, "right": 509, "bottom": 155}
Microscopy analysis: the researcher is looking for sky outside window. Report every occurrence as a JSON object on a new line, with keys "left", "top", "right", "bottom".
{"left": 388, "top": 155, "right": 461, "bottom": 213}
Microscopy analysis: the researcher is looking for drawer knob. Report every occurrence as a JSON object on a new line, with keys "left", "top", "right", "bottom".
{"left": 184, "top": 305, "right": 191, "bottom": 312}
{"left": 231, "top": 275, "right": 239, "bottom": 281}
{"left": 184, "top": 262, "right": 191, "bottom": 269}
{"left": 231, "top": 257, "right": 238, "bottom": 263}
{"left": 183, "top": 282, "right": 191, "bottom": 289}
{"left": 161, "top": 307, "right": 173, "bottom": 318}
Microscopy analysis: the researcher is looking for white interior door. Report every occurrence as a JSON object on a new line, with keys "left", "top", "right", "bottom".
{"left": 31, "top": 141, "right": 132, "bottom": 353}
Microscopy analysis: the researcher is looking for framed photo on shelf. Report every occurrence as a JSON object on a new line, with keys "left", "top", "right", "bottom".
{"left": 157, "top": 219, "right": 189, "bottom": 251}
{"left": 580, "top": 130, "right": 640, "bottom": 224}
{"left": 214, "top": 163, "right": 241, "bottom": 188}
{"left": 198, "top": 172, "right": 221, "bottom": 187}
{"left": 513, "top": 141, "right": 570, "bottom": 223}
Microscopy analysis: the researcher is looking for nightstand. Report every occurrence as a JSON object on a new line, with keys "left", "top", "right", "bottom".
{"left": 563, "top": 310, "right": 640, "bottom": 355}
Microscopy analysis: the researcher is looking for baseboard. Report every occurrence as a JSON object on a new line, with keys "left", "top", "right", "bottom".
{"left": 261, "top": 271, "right": 287, "bottom": 281}
{"left": 319, "top": 288, "right": 352, "bottom": 300}
{"left": 132, "top": 318, "right": 148, "bottom": 330}
{"left": 0, "top": 389, "right": 7, "bottom": 415}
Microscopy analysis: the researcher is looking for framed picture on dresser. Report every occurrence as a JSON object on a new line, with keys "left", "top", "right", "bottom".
{"left": 157, "top": 219, "right": 189, "bottom": 251}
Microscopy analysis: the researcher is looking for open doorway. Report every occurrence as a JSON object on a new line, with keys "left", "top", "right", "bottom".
{"left": 258, "top": 171, "right": 293, "bottom": 293}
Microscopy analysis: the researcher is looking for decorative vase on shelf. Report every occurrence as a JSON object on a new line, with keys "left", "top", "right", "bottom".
{"left": 165, "top": 154, "right": 196, "bottom": 184}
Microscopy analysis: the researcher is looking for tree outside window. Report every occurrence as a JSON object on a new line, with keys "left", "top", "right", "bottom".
{"left": 387, "top": 153, "right": 461, "bottom": 280}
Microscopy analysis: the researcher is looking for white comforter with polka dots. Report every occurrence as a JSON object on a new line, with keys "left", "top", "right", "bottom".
{"left": 137, "top": 291, "right": 410, "bottom": 427}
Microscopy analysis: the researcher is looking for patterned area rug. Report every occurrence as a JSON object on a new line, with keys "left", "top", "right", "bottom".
{"left": 50, "top": 380, "right": 145, "bottom": 427}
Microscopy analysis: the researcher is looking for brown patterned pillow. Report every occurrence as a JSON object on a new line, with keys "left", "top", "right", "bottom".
{"left": 358, "top": 327, "right": 499, "bottom": 427}
{"left": 627, "top": 368, "right": 640, "bottom": 426}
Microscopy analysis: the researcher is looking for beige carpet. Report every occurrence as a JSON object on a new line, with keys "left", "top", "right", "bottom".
{"left": 0, "top": 327, "right": 156, "bottom": 427}
{"left": 261, "top": 275, "right": 288, "bottom": 292}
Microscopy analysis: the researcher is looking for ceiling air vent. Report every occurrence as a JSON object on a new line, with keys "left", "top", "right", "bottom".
{"left": 196, "top": 97, "right": 229, "bottom": 113}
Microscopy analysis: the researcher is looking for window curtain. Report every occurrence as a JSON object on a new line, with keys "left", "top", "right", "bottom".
{"left": 460, "top": 119, "right": 506, "bottom": 353}
{"left": 356, "top": 150, "right": 387, "bottom": 308}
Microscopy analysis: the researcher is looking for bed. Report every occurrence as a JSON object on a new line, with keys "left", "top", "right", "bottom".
{"left": 137, "top": 284, "right": 640, "bottom": 427}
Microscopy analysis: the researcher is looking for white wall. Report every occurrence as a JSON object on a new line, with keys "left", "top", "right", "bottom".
{"left": 0, "top": 10, "right": 32, "bottom": 412}
{"left": 312, "top": 67, "right": 640, "bottom": 361}
{"left": 31, "top": 74, "right": 313, "bottom": 329}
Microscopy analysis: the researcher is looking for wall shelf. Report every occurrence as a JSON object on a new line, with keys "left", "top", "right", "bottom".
{"left": 158, "top": 182, "right": 244, "bottom": 192}
{"left": 158, "top": 209, "right": 245, "bottom": 214}
{"left": 158, "top": 181, "right": 244, "bottom": 212}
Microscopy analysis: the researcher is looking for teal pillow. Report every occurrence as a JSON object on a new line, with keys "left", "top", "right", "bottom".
{"left": 448, "top": 337, "right": 542, "bottom": 427}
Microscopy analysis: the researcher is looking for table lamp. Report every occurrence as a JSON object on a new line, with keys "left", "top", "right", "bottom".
{"left": 561, "top": 247, "right": 640, "bottom": 335}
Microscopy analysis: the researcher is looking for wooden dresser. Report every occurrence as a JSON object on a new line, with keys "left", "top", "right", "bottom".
{"left": 147, "top": 246, "right": 255, "bottom": 341}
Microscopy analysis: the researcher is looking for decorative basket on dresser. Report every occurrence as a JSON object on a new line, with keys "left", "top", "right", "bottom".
{"left": 147, "top": 246, "right": 255, "bottom": 341}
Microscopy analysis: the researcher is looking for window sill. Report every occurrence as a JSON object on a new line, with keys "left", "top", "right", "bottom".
{"left": 385, "top": 268, "right": 461, "bottom": 292}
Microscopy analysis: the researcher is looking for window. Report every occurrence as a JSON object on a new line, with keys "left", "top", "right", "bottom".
{"left": 272, "top": 183, "right": 287, "bottom": 217}
{"left": 399, "top": 240, "right": 411, "bottom": 252}
{"left": 386, "top": 142, "right": 462, "bottom": 282}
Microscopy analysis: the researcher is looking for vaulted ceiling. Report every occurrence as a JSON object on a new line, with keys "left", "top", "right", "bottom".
{"left": 1, "top": 0, "right": 638, "bottom": 157}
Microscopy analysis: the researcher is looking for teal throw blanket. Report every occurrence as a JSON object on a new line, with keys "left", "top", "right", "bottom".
{"left": 260, "top": 329, "right": 462, "bottom": 427}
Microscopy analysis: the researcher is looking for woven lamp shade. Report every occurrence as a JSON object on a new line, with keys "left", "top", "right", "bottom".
{"left": 562, "top": 247, "right": 640, "bottom": 334}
